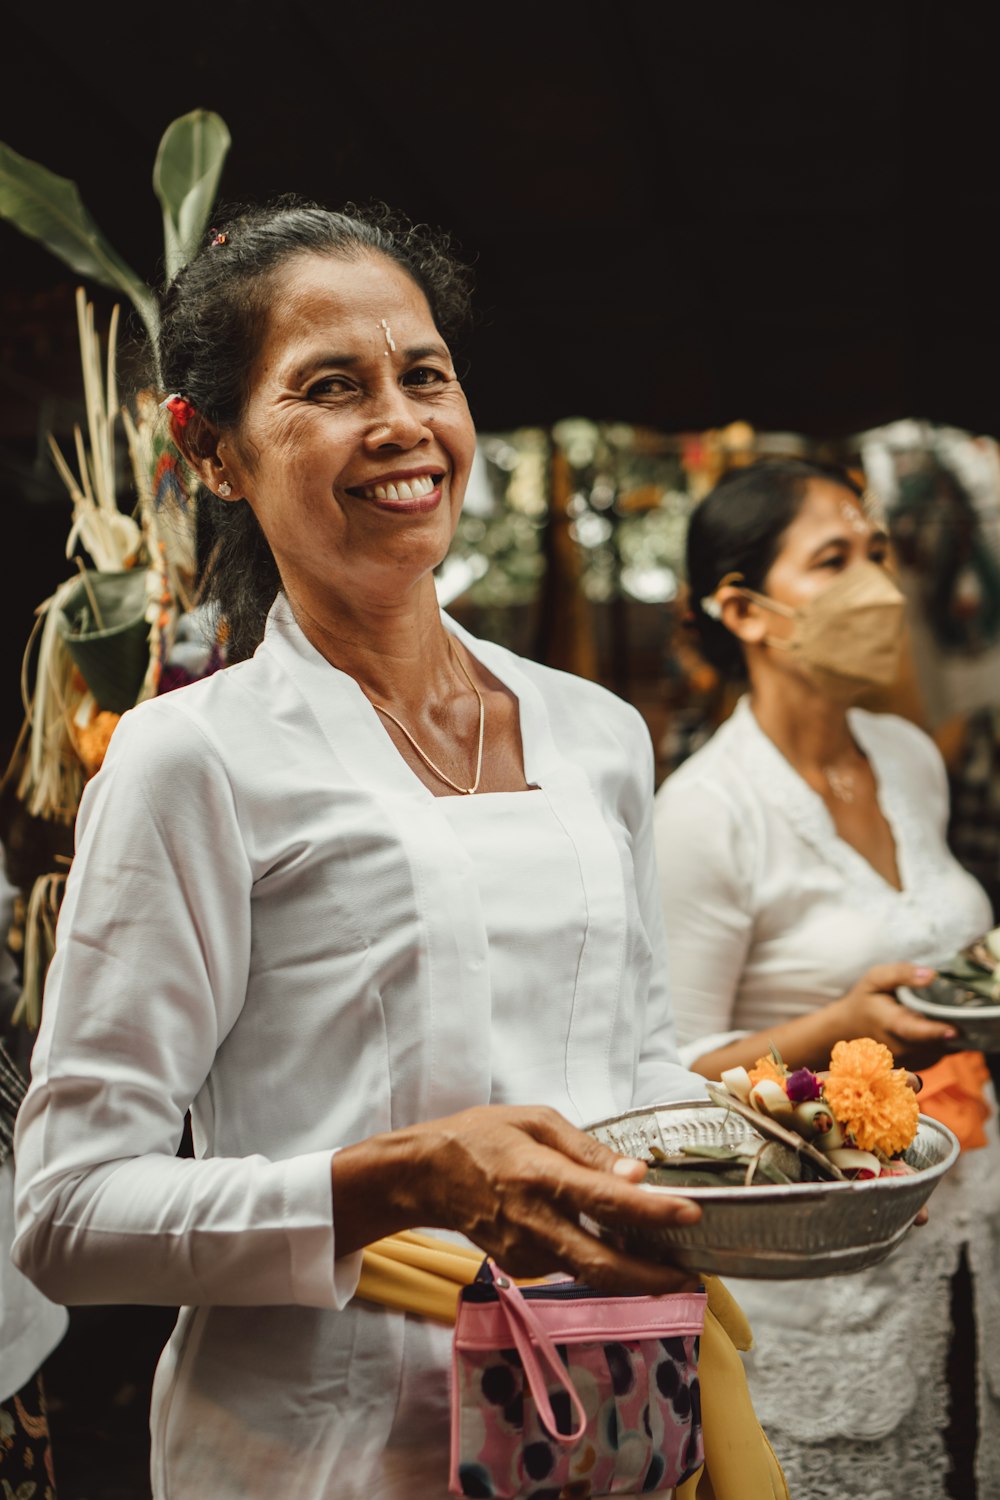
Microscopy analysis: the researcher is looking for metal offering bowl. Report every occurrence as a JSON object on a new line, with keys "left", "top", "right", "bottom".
{"left": 585, "top": 1099, "right": 959, "bottom": 1279}
{"left": 899, "top": 983, "right": 1000, "bottom": 1054}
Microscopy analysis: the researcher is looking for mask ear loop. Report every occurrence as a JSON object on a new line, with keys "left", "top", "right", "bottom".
{"left": 700, "top": 575, "right": 799, "bottom": 660}
{"left": 701, "top": 573, "right": 746, "bottom": 621}
{"left": 700, "top": 571, "right": 746, "bottom": 620}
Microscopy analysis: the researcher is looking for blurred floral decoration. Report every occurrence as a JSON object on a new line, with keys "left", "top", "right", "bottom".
{"left": 0, "top": 111, "right": 230, "bottom": 1026}
{"left": 860, "top": 420, "right": 1000, "bottom": 656}
{"left": 553, "top": 418, "right": 691, "bottom": 607}
{"left": 437, "top": 430, "right": 549, "bottom": 632}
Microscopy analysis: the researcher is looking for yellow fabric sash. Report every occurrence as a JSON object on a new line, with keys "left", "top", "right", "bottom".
{"left": 358, "top": 1233, "right": 788, "bottom": 1500}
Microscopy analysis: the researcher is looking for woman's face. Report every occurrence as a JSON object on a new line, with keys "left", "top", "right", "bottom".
{"left": 216, "top": 251, "right": 476, "bottom": 611}
{"left": 759, "top": 478, "right": 890, "bottom": 638}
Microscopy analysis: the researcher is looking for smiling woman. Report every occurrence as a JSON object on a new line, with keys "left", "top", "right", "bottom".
{"left": 11, "top": 201, "right": 709, "bottom": 1500}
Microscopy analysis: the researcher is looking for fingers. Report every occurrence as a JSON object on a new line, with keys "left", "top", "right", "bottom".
{"left": 516, "top": 1105, "right": 644, "bottom": 1177}
{"left": 463, "top": 1107, "right": 704, "bottom": 1290}
{"left": 861, "top": 961, "right": 935, "bottom": 995}
{"left": 560, "top": 1169, "right": 702, "bottom": 1233}
{"left": 886, "top": 1005, "right": 957, "bottom": 1043}
{"left": 550, "top": 1217, "right": 702, "bottom": 1296}
{"left": 482, "top": 1198, "right": 701, "bottom": 1295}
{"left": 612, "top": 1157, "right": 649, "bottom": 1182}
{"left": 515, "top": 1129, "right": 702, "bottom": 1233}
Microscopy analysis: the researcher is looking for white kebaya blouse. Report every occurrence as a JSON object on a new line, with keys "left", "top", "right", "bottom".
{"left": 653, "top": 697, "right": 1000, "bottom": 1500}
{"left": 13, "top": 597, "right": 697, "bottom": 1500}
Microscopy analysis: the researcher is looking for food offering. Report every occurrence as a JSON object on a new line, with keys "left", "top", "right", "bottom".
{"left": 899, "top": 926, "right": 1000, "bottom": 1051}
{"left": 645, "top": 1040, "right": 921, "bottom": 1190}
{"left": 585, "top": 1043, "right": 959, "bottom": 1278}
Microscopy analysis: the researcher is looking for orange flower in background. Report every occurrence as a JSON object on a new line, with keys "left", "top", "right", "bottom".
{"left": 824, "top": 1037, "right": 919, "bottom": 1156}
{"left": 748, "top": 1054, "right": 786, "bottom": 1088}
{"left": 72, "top": 711, "right": 121, "bottom": 777}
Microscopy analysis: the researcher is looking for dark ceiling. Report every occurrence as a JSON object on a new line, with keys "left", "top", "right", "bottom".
{"left": 3, "top": 0, "right": 998, "bottom": 443}
{"left": 1, "top": 0, "right": 997, "bottom": 749}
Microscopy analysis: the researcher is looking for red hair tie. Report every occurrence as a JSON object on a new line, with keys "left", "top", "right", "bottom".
{"left": 160, "top": 394, "right": 196, "bottom": 428}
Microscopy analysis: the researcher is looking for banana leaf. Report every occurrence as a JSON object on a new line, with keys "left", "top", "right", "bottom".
{"left": 705, "top": 1083, "right": 846, "bottom": 1180}
{"left": 646, "top": 1140, "right": 811, "bottom": 1188}
{"left": 933, "top": 972, "right": 1000, "bottom": 1004}
{"left": 937, "top": 955, "right": 992, "bottom": 981}
{"left": 56, "top": 569, "right": 150, "bottom": 714}
{"left": 0, "top": 141, "right": 158, "bottom": 339}
{"left": 153, "top": 110, "right": 231, "bottom": 284}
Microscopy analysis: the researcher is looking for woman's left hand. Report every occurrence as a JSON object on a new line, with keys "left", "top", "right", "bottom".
{"left": 331, "top": 1104, "right": 704, "bottom": 1294}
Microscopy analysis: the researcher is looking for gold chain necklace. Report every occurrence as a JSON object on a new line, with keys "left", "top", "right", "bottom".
{"left": 370, "top": 638, "right": 485, "bottom": 795}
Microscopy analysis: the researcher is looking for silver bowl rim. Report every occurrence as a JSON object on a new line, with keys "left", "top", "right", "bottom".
{"left": 898, "top": 983, "right": 1000, "bottom": 1021}
{"left": 585, "top": 1097, "right": 960, "bottom": 1203}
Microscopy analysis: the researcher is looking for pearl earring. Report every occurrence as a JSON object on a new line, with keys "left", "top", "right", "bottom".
{"left": 218, "top": 480, "right": 232, "bottom": 498}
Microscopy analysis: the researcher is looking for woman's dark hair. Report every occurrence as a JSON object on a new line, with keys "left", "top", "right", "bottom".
{"left": 686, "top": 458, "right": 864, "bottom": 679}
{"left": 156, "top": 198, "right": 474, "bottom": 659}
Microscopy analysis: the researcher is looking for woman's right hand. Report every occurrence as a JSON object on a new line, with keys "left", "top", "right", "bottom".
{"left": 828, "top": 962, "right": 958, "bottom": 1069}
{"left": 331, "top": 1103, "right": 703, "bottom": 1294}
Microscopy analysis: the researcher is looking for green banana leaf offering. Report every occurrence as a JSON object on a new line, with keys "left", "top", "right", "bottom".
{"left": 646, "top": 1139, "right": 835, "bottom": 1189}
{"left": 931, "top": 928, "right": 1000, "bottom": 1007}
{"left": 641, "top": 1085, "right": 851, "bottom": 1190}
{"left": 56, "top": 569, "right": 150, "bottom": 715}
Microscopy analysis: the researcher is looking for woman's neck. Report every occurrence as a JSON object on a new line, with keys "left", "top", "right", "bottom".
{"left": 284, "top": 575, "right": 458, "bottom": 713}
{"left": 747, "top": 666, "right": 859, "bottom": 774}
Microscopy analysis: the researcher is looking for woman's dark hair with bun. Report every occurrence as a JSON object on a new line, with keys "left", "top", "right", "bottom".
{"left": 686, "top": 458, "right": 864, "bottom": 680}
{"left": 156, "top": 198, "right": 474, "bottom": 660}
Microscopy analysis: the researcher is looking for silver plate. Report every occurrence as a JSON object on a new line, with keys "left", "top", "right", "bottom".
{"left": 585, "top": 1099, "right": 959, "bottom": 1279}
{"left": 898, "top": 984, "right": 1000, "bottom": 1053}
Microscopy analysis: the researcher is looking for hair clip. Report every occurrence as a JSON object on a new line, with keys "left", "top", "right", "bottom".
{"left": 160, "top": 394, "right": 196, "bottom": 427}
{"left": 210, "top": 228, "right": 228, "bottom": 247}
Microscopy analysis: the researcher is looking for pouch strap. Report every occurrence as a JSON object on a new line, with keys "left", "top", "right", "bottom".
{"left": 488, "top": 1260, "right": 588, "bottom": 1445}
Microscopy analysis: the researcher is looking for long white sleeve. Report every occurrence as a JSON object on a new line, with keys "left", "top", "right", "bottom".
{"left": 653, "top": 774, "right": 755, "bottom": 1065}
{"left": 623, "top": 718, "right": 709, "bottom": 1106}
{"left": 12, "top": 705, "right": 351, "bottom": 1310}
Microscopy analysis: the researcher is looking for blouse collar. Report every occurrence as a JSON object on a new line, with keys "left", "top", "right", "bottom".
{"left": 256, "top": 594, "right": 562, "bottom": 798}
{"left": 734, "top": 695, "right": 924, "bottom": 897}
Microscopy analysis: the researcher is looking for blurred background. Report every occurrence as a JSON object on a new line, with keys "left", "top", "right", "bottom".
{"left": 3, "top": 3, "right": 1000, "bottom": 1495}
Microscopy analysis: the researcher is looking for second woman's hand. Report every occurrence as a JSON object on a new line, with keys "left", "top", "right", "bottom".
{"left": 829, "top": 962, "right": 957, "bottom": 1069}
{"left": 331, "top": 1104, "right": 702, "bottom": 1294}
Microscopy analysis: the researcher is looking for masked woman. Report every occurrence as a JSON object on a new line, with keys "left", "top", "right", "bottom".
{"left": 11, "top": 202, "right": 709, "bottom": 1500}
{"left": 653, "top": 459, "right": 1000, "bottom": 1500}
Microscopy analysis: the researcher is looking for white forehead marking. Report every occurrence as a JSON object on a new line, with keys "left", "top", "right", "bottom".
{"left": 378, "top": 317, "right": 397, "bottom": 355}
{"left": 840, "top": 499, "right": 871, "bottom": 536}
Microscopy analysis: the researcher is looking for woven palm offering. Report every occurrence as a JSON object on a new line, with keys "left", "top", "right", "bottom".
{"left": 586, "top": 1041, "right": 958, "bottom": 1278}
{"left": 1, "top": 112, "right": 231, "bottom": 1031}
{"left": 899, "top": 927, "right": 1000, "bottom": 1052}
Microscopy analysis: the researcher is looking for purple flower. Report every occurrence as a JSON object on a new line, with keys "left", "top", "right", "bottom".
{"left": 786, "top": 1067, "right": 823, "bottom": 1103}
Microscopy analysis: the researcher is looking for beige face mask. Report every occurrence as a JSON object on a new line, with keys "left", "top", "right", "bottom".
{"left": 735, "top": 561, "right": 907, "bottom": 699}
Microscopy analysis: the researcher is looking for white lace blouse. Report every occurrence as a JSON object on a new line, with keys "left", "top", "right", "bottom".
{"left": 653, "top": 698, "right": 1000, "bottom": 1500}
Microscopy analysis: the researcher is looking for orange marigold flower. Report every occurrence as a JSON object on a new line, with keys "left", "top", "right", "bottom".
{"left": 824, "top": 1037, "right": 919, "bottom": 1155}
{"left": 748, "top": 1054, "right": 786, "bottom": 1088}
{"left": 828, "top": 1037, "right": 895, "bottom": 1087}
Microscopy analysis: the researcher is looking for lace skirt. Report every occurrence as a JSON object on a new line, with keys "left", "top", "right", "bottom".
{"left": 727, "top": 1132, "right": 1000, "bottom": 1500}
